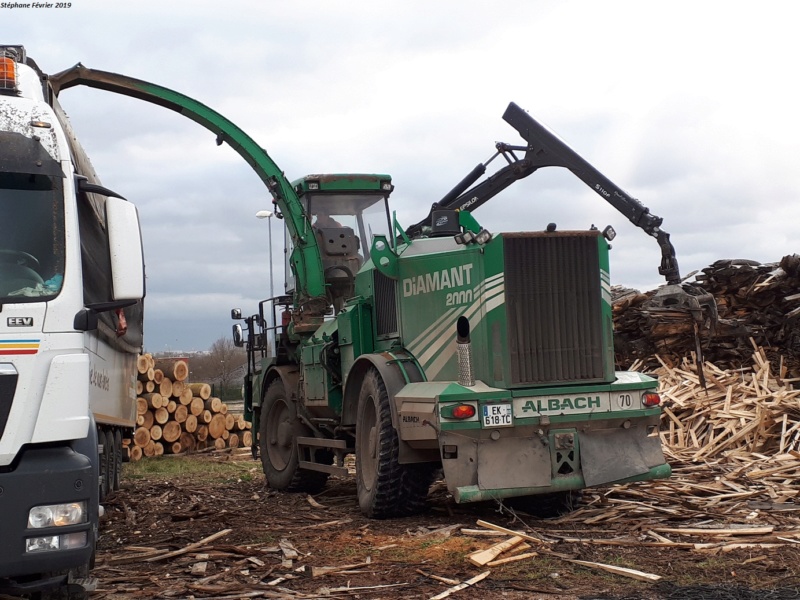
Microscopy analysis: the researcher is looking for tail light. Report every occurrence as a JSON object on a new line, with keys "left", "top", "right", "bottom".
{"left": 440, "top": 403, "right": 477, "bottom": 420}
{"left": 452, "top": 404, "right": 476, "bottom": 419}
{"left": 642, "top": 392, "right": 661, "bottom": 407}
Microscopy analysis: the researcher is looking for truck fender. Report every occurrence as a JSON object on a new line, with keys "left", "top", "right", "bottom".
{"left": 71, "top": 414, "right": 100, "bottom": 510}
{"left": 342, "top": 351, "right": 423, "bottom": 428}
{"left": 70, "top": 414, "right": 100, "bottom": 568}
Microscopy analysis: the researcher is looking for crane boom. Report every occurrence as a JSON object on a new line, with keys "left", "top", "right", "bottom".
{"left": 501, "top": 102, "right": 680, "bottom": 284}
{"left": 410, "top": 102, "right": 682, "bottom": 285}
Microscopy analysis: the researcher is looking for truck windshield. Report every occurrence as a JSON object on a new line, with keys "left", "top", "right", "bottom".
{"left": 0, "top": 172, "right": 65, "bottom": 302}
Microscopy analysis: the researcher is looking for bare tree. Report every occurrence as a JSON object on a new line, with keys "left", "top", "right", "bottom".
{"left": 191, "top": 336, "right": 247, "bottom": 397}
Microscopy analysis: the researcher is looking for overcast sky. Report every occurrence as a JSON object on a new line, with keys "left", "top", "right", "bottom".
{"left": 7, "top": 1, "right": 800, "bottom": 352}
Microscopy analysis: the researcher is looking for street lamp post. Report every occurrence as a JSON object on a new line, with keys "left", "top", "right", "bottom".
{"left": 255, "top": 210, "right": 275, "bottom": 352}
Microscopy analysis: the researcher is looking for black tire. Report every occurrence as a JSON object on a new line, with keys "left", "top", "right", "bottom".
{"left": 398, "top": 462, "right": 439, "bottom": 516}
{"left": 355, "top": 368, "right": 434, "bottom": 519}
{"left": 259, "top": 379, "right": 329, "bottom": 493}
{"left": 504, "top": 490, "right": 582, "bottom": 518}
{"left": 103, "top": 430, "right": 118, "bottom": 495}
{"left": 111, "top": 429, "right": 123, "bottom": 491}
{"left": 98, "top": 428, "right": 110, "bottom": 502}
{"left": 37, "top": 583, "right": 90, "bottom": 600}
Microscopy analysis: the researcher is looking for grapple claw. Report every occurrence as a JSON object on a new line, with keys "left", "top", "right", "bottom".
{"left": 649, "top": 283, "right": 719, "bottom": 335}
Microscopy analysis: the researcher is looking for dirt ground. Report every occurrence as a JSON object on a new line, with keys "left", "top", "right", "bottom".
{"left": 93, "top": 451, "right": 800, "bottom": 600}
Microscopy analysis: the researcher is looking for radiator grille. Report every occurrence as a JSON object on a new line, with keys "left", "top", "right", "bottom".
{"left": 504, "top": 232, "right": 606, "bottom": 385}
{"left": 374, "top": 271, "right": 398, "bottom": 337}
{"left": 0, "top": 365, "right": 18, "bottom": 440}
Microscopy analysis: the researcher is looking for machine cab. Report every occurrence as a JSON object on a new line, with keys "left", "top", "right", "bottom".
{"left": 286, "top": 174, "right": 393, "bottom": 312}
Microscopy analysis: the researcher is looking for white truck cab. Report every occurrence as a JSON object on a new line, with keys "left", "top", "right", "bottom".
{"left": 0, "top": 45, "right": 145, "bottom": 597}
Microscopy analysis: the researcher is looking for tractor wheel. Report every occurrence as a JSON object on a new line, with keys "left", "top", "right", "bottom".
{"left": 355, "top": 368, "right": 434, "bottom": 519}
{"left": 504, "top": 490, "right": 582, "bottom": 518}
{"left": 259, "top": 379, "right": 329, "bottom": 493}
{"left": 397, "top": 462, "right": 439, "bottom": 517}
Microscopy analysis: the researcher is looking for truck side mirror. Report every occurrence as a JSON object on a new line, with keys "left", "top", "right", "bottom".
{"left": 73, "top": 308, "right": 99, "bottom": 332}
{"left": 232, "top": 323, "right": 244, "bottom": 347}
{"left": 231, "top": 308, "right": 242, "bottom": 320}
{"left": 105, "top": 196, "right": 145, "bottom": 301}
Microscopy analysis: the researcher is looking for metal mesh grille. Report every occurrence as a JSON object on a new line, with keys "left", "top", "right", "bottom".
{"left": 374, "top": 270, "right": 398, "bottom": 336}
{"left": 504, "top": 232, "right": 605, "bottom": 385}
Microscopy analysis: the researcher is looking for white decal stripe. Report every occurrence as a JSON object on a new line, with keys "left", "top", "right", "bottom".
{"left": 484, "top": 272, "right": 504, "bottom": 286}
{"left": 407, "top": 275, "right": 504, "bottom": 357}
{"left": 423, "top": 283, "right": 506, "bottom": 379}
{"left": 424, "top": 345, "right": 456, "bottom": 381}
{"left": 485, "top": 290, "right": 505, "bottom": 313}
{"left": 407, "top": 307, "right": 462, "bottom": 357}
{"left": 601, "top": 275, "right": 612, "bottom": 306}
{"left": 417, "top": 282, "right": 504, "bottom": 367}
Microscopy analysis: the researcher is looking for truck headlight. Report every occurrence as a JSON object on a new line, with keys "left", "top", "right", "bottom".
{"left": 25, "top": 532, "right": 87, "bottom": 553}
{"left": 28, "top": 502, "right": 87, "bottom": 528}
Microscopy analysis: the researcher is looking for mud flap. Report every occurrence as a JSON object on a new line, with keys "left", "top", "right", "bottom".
{"left": 477, "top": 436, "right": 551, "bottom": 490}
{"left": 579, "top": 426, "right": 665, "bottom": 487}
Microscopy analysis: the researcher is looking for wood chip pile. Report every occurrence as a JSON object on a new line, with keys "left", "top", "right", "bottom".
{"left": 127, "top": 353, "right": 252, "bottom": 460}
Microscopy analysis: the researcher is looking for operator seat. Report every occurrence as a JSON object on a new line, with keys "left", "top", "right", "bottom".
{"left": 315, "top": 226, "right": 362, "bottom": 313}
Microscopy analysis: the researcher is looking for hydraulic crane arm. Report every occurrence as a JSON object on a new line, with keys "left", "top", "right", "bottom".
{"left": 501, "top": 102, "right": 680, "bottom": 284}
{"left": 48, "top": 63, "right": 329, "bottom": 314}
{"left": 428, "top": 103, "right": 724, "bottom": 367}
{"left": 404, "top": 144, "right": 537, "bottom": 239}
{"left": 411, "top": 102, "right": 682, "bottom": 285}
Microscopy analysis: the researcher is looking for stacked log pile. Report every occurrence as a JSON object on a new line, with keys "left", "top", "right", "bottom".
{"left": 613, "top": 254, "right": 800, "bottom": 374}
{"left": 128, "top": 354, "right": 251, "bottom": 461}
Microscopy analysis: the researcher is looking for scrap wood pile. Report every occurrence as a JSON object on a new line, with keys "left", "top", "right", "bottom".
{"left": 127, "top": 353, "right": 252, "bottom": 461}
{"left": 652, "top": 345, "right": 800, "bottom": 461}
{"left": 623, "top": 348, "right": 800, "bottom": 516}
{"left": 608, "top": 255, "right": 800, "bottom": 522}
{"left": 613, "top": 254, "right": 800, "bottom": 374}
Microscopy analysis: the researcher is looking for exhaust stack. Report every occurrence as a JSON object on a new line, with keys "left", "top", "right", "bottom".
{"left": 456, "top": 316, "right": 475, "bottom": 387}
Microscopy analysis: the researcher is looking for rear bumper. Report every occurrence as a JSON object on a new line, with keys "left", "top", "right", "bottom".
{"left": 0, "top": 444, "right": 97, "bottom": 593}
{"left": 440, "top": 412, "right": 670, "bottom": 503}
{"left": 454, "top": 462, "right": 672, "bottom": 503}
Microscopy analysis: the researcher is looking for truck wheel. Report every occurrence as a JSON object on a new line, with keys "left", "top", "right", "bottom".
{"left": 111, "top": 429, "right": 122, "bottom": 491}
{"left": 259, "top": 379, "right": 329, "bottom": 493}
{"left": 98, "top": 429, "right": 109, "bottom": 502}
{"left": 504, "top": 490, "right": 582, "bottom": 518}
{"left": 104, "top": 430, "right": 118, "bottom": 495}
{"left": 355, "top": 368, "right": 434, "bottom": 519}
